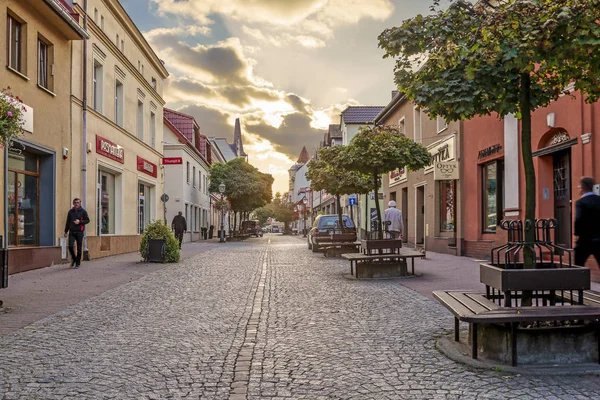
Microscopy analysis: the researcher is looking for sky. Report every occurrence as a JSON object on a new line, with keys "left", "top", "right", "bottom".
{"left": 120, "top": 0, "right": 434, "bottom": 195}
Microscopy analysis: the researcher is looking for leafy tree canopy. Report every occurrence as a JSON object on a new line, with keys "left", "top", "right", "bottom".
{"left": 378, "top": 0, "right": 600, "bottom": 121}
{"left": 253, "top": 207, "right": 274, "bottom": 226}
{"left": 267, "top": 192, "right": 295, "bottom": 232}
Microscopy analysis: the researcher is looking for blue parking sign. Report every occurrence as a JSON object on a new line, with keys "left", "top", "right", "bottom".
{"left": 349, "top": 198, "right": 356, "bottom": 205}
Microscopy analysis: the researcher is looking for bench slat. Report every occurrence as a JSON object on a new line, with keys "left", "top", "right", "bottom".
{"left": 464, "top": 306, "right": 600, "bottom": 324}
{"left": 433, "top": 291, "right": 479, "bottom": 319}
{"left": 448, "top": 292, "right": 499, "bottom": 315}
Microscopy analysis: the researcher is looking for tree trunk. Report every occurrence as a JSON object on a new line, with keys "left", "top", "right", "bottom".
{"left": 373, "top": 170, "right": 382, "bottom": 236}
{"left": 335, "top": 194, "right": 344, "bottom": 232}
{"left": 520, "top": 73, "right": 536, "bottom": 306}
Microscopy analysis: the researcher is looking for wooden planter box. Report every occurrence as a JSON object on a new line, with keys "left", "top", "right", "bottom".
{"left": 480, "top": 262, "right": 590, "bottom": 292}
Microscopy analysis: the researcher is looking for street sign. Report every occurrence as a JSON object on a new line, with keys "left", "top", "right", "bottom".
{"left": 162, "top": 157, "right": 182, "bottom": 165}
{"left": 349, "top": 197, "right": 356, "bottom": 206}
{"left": 160, "top": 193, "right": 169, "bottom": 202}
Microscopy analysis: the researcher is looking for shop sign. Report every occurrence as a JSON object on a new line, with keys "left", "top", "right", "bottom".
{"left": 137, "top": 156, "right": 157, "bottom": 178}
{"left": 96, "top": 135, "right": 124, "bottom": 163}
{"left": 434, "top": 161, "right": 459, "bottom": 180}
{"left": 425, "top": 135, "right": 456, "bottom": 174}
{"left": 478, "top": 143, "right": 502, "bottom": 160}
{"left": 389, "top": 167, "right": 407, "bottom": 186}
{"left": 162, "top": 157, "right": 182, "bottom": 165}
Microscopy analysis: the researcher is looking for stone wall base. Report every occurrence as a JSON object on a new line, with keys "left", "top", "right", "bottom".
{"left": 355, "top": 261, "right": 407, "bottom": 279}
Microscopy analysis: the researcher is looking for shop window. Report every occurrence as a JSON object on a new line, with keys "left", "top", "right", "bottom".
{"left": 439, "top": 180, "right": 455, "bottom": 232}
{"left": 7, "top": 151, "right": 39, "bottom": 246}
{"left": 100, "top": 170, "right": 116, "bottom": 234}
{"left": 7, "top": 14, "right": 25, "bottom": 74}
{"left": 482, "top": 161, "right": 504, "bottom": 233}
{"left": 138, "top": 183, "right": 152, "bottom": 234}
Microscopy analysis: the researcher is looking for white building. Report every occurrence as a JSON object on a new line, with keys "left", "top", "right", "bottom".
{"left": 163, "top": 109, "right": 212, "bottom": 243}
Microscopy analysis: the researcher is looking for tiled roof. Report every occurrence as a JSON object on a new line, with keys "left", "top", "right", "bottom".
{"left": 164, "top": 108, "right": 194, "bottom": 143}
{"left": 328, "top": 124, "right": 342, "bottom": 139}
{"left": 341, "top": 106, "right": 385, "bottom": 124}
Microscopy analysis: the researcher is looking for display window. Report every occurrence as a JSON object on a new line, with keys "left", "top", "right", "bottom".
{"left": 482, "top": 160, "right": 504, "bottom": 233}
{"left": 439, "top": 180, "right": 455, "bottom": 232}
{"left": 100, "top": 170, "right": 116, "bottom": 234}
{"left": 7, "top": 151, "right": 39, "bottom": 246}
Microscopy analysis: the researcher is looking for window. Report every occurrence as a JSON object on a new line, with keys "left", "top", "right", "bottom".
{"left": 193, "top": 166, "right": 196, "bottom": 187}
{"left": 141, "top": 64, "right": 144, "bottom": 75}
{"left": 93, "top": 61, "right": 103, "bottom": 112}
{"left": 437, "top": 116, "right": 448, "bottom": 133}
{"left": 413, "top": 107, "right": 422, "bottom": 142}
{"left": 150, "top": 112, "right": 156, "bottom": 148}
{"left": 138, "top": 60, "right": 141, "bottom": 70}
{"left": 101, "top": 15, "right": 104, "bottom": 30}
{"left": 116, "top": 34, "right": 119, "bottom": 47}
{"left": 120, "top": 39, "right": 124, "bottom": 52}
{"left": 151, "top": 77, "right": 157, "bottom": 90}
{"left": 137, "top": 100, "right": 143, "bottom": 140}
{"left": 7, "top": 151, "right": 39, "bottom": 246}
{"left": 186, "top": 162, "right": 190, "bottom": 184}
{"left": 94, "top": 8, "right": 98, "bottom": 22}
{"left": 100, "top": 170, "right": 116, "bottom": 235}
{"left": 7, "top": 15, "right": 24, "bottom": 73}
{"left": 199, "top": 171, "right": 202, "bottom": 191}
{"left": 482, "top": 161, "right": 504, "bottom": 233}
{"left": 115, "top": 80, "right": 123, "bottom": 126}
{"left": 398, "top": 117, "right": 405, "bottom": 136}
{"left": 439, "top": 181, "right": 455, "bottom": 232}
{"left": 38, "top": 37, "right": 53, "bottom": 90}
{"left": 138, "top": 183, "right": 152, "bottom": 234}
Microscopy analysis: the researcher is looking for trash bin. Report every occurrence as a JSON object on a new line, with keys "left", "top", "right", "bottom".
{"left": 146, "top": 238, "right": 166, "bottom": 263}
{"left": 208, "top": 225, "right": 214, "bottom": 239}
{"left": 201, "top": 227, "right": 207, "bottom": 240}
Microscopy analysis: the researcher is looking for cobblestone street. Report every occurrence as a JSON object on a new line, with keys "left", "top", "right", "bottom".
{"left": 2, "top": 234, "right": 600, "bottom": 399}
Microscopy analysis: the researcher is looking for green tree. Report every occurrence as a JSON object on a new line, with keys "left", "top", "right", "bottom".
{"left": 253, "top": 207, "right": 274, "bottom": 226}
{"left": 268, "top": 192, "right": 295, "bottom": 234}
{"left": 341, "top": 126, "right": 431, "bottom": 233}
{"left": 306, "top": 145, "right": 371, "bottom": 231}
{"left": 379, "top": 0, "right": 600, "bottom": 268}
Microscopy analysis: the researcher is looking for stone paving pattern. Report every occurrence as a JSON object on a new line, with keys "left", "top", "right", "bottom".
{"left": 1, "top": 235, "right": 600, "bottom": 399}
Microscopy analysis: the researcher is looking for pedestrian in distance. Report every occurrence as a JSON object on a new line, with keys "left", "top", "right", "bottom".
{"left": 171, "top": 211, "right": 187, "bottom": 249}
{"left": 384, "top": 200, "right": 404, "bottom": 240}
{"left": 574, "top": 176, "right": 600, "bottom": 267}
{"left": 64, "top": 198, "right": 90, "bottom": 268}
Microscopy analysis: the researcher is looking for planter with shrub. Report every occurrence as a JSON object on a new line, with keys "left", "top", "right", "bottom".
{"left": 139, "top": 220, "right": 180, "bottom": 263}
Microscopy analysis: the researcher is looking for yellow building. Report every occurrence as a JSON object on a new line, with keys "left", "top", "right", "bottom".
{"left": 0, "top": 0, "right": 88, "bottom": 274}
{"left": 69, "top": 0, "right": 169, "bottom": 259}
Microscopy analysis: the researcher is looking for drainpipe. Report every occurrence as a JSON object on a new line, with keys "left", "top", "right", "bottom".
{"left": 82, "top": 0, "right": 89, "bottom": 260}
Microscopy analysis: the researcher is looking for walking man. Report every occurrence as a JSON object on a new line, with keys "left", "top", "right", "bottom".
{"left": 171, "top": 211, "right": 187, "bottom": 248}
{"left": 64, "top": 198, "right": 90, "bottom": 268}
{"left": 575, "top": 177, "right": 600, "bottom": 267}
{"left": 384, "top": 200, "right": 404, "bottom": 239}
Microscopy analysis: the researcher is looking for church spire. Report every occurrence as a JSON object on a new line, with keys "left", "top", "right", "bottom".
{"left": 232, "top": 118, "right": 246, "bottom": 157}
{"left": 297, "top": 146, "right": 310, "bottom": 164}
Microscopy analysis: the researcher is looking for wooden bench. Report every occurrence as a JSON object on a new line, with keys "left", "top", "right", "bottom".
{"left": 342, "top": 249, "right": 424, "bottom": 277}
{"left": 320, "top": 241, "right": 361, "bottom": 257}
{"left": 433, "top": 290, "right": 600, "bottom": 366}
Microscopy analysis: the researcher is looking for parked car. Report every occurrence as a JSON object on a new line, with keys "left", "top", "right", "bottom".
{"left": 307, "top": 214, "right": 356, "bottom": 253}
{"left": 240, "top": 220, "right": 263, "bottom": 237}
{"left": 272, "top": 226, "right": 280, "bottom": 233}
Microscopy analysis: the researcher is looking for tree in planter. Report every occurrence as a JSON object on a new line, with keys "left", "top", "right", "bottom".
{"left": 341, "top": 125, "right": 431, "bottom": 235}
{"left": 379, "top": 0, "right": 600, "bottom": 270}
{"left": 306, "top": 145, "right": 371, "bottom": 232}
{"left": 139, "top": 220, "right": 180, "bottom": 262}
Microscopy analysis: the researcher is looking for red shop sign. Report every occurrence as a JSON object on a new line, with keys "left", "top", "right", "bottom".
{"left": 162, "top": 157, "right": 182, "bottom": 165}
{"left": 137, "top": 156, "right": 158, "bottom": 178}
{"left": 96, "top": 135, "right": 124, "bottom": 163}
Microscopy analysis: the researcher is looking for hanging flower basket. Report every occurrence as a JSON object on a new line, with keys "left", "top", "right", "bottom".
{"left": 0, "top": 87, "right": 27, "bottom": 146}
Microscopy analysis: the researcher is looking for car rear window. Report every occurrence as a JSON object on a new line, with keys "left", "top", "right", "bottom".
{"left": 318, "top": 216, "right": 354, "bottom": 229}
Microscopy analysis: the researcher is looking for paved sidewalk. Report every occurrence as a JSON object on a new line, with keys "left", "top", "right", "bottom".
{"left": 0, "top": 239, "right": 221, "bottom": 336}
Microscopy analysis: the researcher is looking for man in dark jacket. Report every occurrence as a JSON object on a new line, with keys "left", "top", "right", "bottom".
{"left": 171, "top": 211, "right": 187, "bottom": 248}
{"left": 575, "top": 177, "right": 600, "bottom": 267}
{"left": 64, "top": 198, "right": 90, "bottom": 268}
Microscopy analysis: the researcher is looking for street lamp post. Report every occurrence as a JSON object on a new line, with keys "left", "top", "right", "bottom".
{"left": 302, "top": 197, "right": 308, "bottom": 237}
{"left": 219, "top": 183, "right": 226, "bottom": 243}
{"left": 294, "top": 206, "right": 298, "bottom": 235}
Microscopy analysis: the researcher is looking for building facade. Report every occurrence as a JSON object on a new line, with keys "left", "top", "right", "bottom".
{"left": 1, "top": 0, "right": 88, "bottom": 273}
{"left": 70, "top": 0, "right": 169, "bottom": 259}
{"left": 377, "top": 92, "right": 463, "bottom": 255}
{"left": 462, "top": 92, "right": 600, "bottom": 266}
{"left": 163, "top": 109, "right": 212, "bottom": 243}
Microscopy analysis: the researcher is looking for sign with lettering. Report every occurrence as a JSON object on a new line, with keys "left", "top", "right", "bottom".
{"left": 425, "top": 135, "right": 455, "bottom": 174}
{"left": 137, "top": 156, "right": 157, "bottom": 178}
{"left": 96, "top": 135, "right": 124, "bottom": 163}
{"left": 162, "top": 157, "right": 182, "bottom": 165}
{"left": 434, "top": 161, "right": 459, "bottom": 180}
{"left": 478, "top": 144, "right": 502, "bottom": 160}
{"left": 389, "top": 167, "right": 407, "bottom": 186}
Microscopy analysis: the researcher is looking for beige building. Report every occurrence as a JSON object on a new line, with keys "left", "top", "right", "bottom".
{"left": 1, "top": 0, "right": 88, "bottom": 274}
{"left": 69, "top": 0, "right": 169, "bottom": 259}
{"left": 375, "top": 92, "right": 463, "bottom": 255}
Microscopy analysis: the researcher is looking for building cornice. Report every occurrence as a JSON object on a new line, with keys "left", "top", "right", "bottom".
{"left": 45, "top": 0, "right": 89, "bottom": 39}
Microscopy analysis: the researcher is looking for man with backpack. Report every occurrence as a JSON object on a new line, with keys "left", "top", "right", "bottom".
{"left": 64, "top": 198, "right": 90, "bottom": 268}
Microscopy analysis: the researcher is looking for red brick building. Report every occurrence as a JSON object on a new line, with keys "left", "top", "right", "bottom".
{"left": 462, "top": 91, "right": 600, "bottom": 269}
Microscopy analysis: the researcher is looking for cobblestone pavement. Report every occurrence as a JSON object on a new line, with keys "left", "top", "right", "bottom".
{"left": 2, "top": 234, "right": 600, "bottom": 399}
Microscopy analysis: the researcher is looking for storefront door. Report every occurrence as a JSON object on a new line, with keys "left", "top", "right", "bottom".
{"left": 416, "top": 185, "right": 425, "bottom": 245}
{"left": 553, "top": 150, "right": 572, "bottom": 248}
